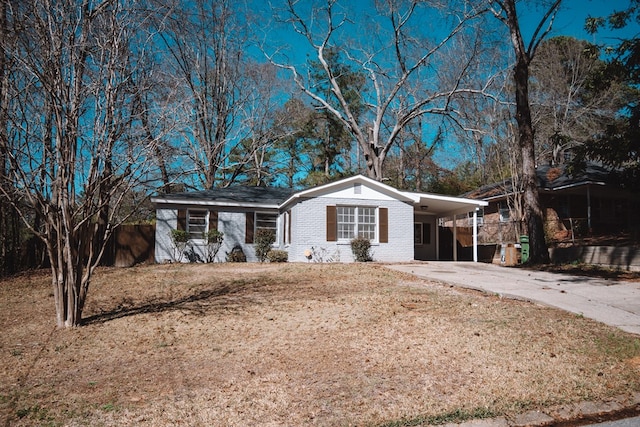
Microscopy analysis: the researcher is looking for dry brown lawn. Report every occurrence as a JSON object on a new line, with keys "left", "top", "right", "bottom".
{"left": 1, "top": 263, "right": 639, "bottom": 427}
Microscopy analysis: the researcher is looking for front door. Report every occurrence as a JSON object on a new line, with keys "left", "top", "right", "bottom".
{"left": 413, "top": 214, "right": 435, "bottom": 260}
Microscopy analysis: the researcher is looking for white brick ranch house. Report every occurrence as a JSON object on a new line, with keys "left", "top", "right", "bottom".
{"left": 152, "top": 175, "right": 487, "bottom": 263}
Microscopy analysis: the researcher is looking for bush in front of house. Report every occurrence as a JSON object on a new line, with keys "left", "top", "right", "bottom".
{"left": 350, "top": 236, "right": 372, "bottom": 262}
{"left": 254, "top": 229, "right": 276, "bottom": 262}
{"left": 267, "top": 249, "right": 288, "bottom": 263}
{"left": 203, "top": 229, "right": 224, "bottom": 263}
{"left": 169, "top": 229, "right": 190, "bottom": 262}
{"left": 226, "top": 245, "right": 247, "bottom": 262}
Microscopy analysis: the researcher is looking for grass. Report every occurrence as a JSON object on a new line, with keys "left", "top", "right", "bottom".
{"left": 1, "top": 263, "right": 639, "bottom": 426}
{"left": 378, "top": 406, "right": 498, "bottom": 426}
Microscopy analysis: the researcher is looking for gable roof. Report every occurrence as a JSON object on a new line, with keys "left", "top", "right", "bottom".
{"left": 280, "top": 175, "right": 419, "bottom": 207}
{"left": 280, "top": 175, "right": 486, "bottom": 216}
{"left": 152, "top": 186, "right": 295, "bottom": 208}
{"left": 465, "top": 163, "right": 616, "bottom": 201}
{"left": 152, "top": 175, "right": 487, "bottom": 216}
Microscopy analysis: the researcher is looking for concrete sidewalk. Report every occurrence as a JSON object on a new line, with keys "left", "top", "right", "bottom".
{"left": 388, "top": 262, "right": 640, "bottom": 336}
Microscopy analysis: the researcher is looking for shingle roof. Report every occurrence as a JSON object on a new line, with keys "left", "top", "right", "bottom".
{"left": 465, "top": 163, "right": 617, "bottom": 200}
{"left": 155, "top": 186, "right": 296, "bottom": 205}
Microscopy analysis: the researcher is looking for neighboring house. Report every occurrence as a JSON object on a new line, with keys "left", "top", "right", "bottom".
{"left": 152, "top": 175, "right": 487, "bottom": 263}
{"left": 465, "top": 163, "right": 640, "bottom": 244}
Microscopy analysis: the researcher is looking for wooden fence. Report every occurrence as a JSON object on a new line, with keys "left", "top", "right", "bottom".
{"left": 102, "top": 224, "right": 155, "bottom": 267}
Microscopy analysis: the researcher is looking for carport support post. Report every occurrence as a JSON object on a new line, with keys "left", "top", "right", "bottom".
{"left": 453, "top": 214, "right": 458, "bottom": 261}
{"left": 435, "top": 219, "right": 440, "bottom": 260}
{"left": 473, "top": 208, "right": 478, "bottom": 262}
{"left": 587, "top": 185, "right": 592, "bottom": 231}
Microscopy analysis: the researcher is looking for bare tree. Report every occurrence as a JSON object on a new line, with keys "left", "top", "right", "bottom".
{"left": 384, "top": 119, "right": 443, "bottom": 191}
{"left": 0, "top": 0, "right": 159, "bottom": 326}
{"left": 158, "top": 0, "right": 248, "bottom": 190}
{"left": 224, "top": 61, "right": 291, "bottom": 187}
{"left": 267, "top": 0, "right": 485, "bottom": 181}
{"left": 132, "top": 73, "right": 178, "bottom": 194}
{"left": 271, "top": 98, "right": 317, "bottom": 188}
{"left": 0, "top": 0, "right": 19, "bottom": 275}
{"left": 530, "top": 36, "right": 632, "bottom": 164}
{"left": 489, "top": 0, "right": 562, "bottom": 264}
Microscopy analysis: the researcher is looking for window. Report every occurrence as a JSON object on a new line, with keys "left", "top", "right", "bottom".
{"left": 336, "top": 206, "right": 377, "bottom": 241}
{"left": 246, "top": 211, "right": 278, "bottom": 244}
{"left": 187, "top": 209, "right": 207, "bottom": 239}
{"left": 468, "top": 209, "right": 484, "bottom": 226}
{"left": 337, "top": 206, "right": 355, "bottom": 239}
{"left": 256, "top": 212, "right": 277, "bottom": 233}
{"left": 358, "top": 207, "right": 376, "bottom": 239}
{"left": 178, "top": 209, "right": 217, "bottom": 239}
{"left": 414, "top": 222, "right": 431, "bottom": 245}
{"left": 499, "top": 202, "right": 511, "bottom": 223}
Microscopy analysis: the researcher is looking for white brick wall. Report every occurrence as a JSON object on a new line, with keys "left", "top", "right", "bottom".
{"left": 155, "top": 193, "right": 415, "bottom": 264}
{"left": 217, "top": 211, "right": 257, "bottom": 262}
{"left": 154, "top": 207, "right": 175, "bottom": 263}
{"left": 154, "top": 207, "right": 266, "bottom": 263}
{"left": 286, "top": 196, "right": 414, "bottom": 263}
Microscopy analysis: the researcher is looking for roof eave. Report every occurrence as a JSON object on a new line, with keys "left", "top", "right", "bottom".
{"left": 151, "top": 197, "right": 281, "bottom": 209}
{"left": 279, "top": 175, "right": 418, "bottom": 208}
{"left": 541, "top": 181, "right": 607, "bottom": 192}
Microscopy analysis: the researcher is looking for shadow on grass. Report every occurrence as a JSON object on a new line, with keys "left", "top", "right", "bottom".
{"left": 82, "top": 280, "right": 256, "bottom": 326}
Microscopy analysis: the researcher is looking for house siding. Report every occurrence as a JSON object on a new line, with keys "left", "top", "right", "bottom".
{"left": 155, "top": 207, "right": 177, "bottom": 263}
{"left": 286, "top": 196, "right": 414, "bottom": 263}
{"left": 154, "top": 206, "right": 279, "bottom": 263}
{"left": 218, "top": 210, "right": 259, "bottom": 262}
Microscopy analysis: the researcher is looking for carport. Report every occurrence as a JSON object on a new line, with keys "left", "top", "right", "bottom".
{"left": 403, "top": 191, "right": 488, "bottom": 262}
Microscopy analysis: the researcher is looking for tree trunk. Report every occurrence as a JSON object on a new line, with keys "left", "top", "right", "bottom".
{"left": 500, "top": 0, "right": 554, "bottom": 264}
{"left": 360, "top": 134, "right": 385, "bottom": 181}
{"left": 513, "top": 56, "right": 550, "bottom": 264}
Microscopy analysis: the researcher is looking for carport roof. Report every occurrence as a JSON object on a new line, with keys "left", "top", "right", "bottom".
{"left": 403, "top": 191, "right": 488, "bottom": 217}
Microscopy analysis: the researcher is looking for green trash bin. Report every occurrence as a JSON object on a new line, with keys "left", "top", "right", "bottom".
{"left": 520, "top": 235, "right": 529, "bottom": 263}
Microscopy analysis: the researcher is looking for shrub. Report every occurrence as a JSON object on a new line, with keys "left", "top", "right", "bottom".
{"left": 226, "top": 245, "right": 246, "bottom": 262}
{"left": 203, "top": 229, "right": 224, "bottom": 263}
{"left": 266, "top": 249, "right": 288, "bottom": 263}
{"left": 350, "top": 236, "right": 372, "bottom": 262}
{"left": 169, "top": 229, "right": 190, "bottom": 262}
{"left": 254, "top": 229, "right": 276, "bottom": 262}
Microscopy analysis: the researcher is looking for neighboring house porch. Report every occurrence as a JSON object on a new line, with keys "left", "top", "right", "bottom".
{"left": 465, "top": 163, "right": 640, "bottom": 247}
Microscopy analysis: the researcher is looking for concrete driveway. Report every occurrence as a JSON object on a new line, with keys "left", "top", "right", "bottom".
{"left": 387, "top": 262, "right": 640, "bottom": 336}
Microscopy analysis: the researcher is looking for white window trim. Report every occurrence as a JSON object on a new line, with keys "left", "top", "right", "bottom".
{"left": 254, "top": 211, "right": 279, "bottom": 245}
{"left": 284, "top": 211, "right": 291, "bottom": 246}
{"left": 187, "top": 209, "right": 209, "bottom": 241}
{"left": 336, "top": 205, "right": 379, "bottom": 244}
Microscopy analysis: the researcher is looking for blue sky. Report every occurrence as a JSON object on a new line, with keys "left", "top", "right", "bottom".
{"left": 249, "top": 0, "right": 638, "bottom": 174}
{"left": 526, "top": 0, "right": 638, "bottom": 46}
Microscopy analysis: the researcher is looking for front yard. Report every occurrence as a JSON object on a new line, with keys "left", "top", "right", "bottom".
{"left": 1, "top": 263, "right": 639, "bottom": 426}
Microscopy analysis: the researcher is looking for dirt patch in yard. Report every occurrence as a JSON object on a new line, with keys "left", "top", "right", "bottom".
{"left": 1, "top": 263, "right": 639, "bottom": 426}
